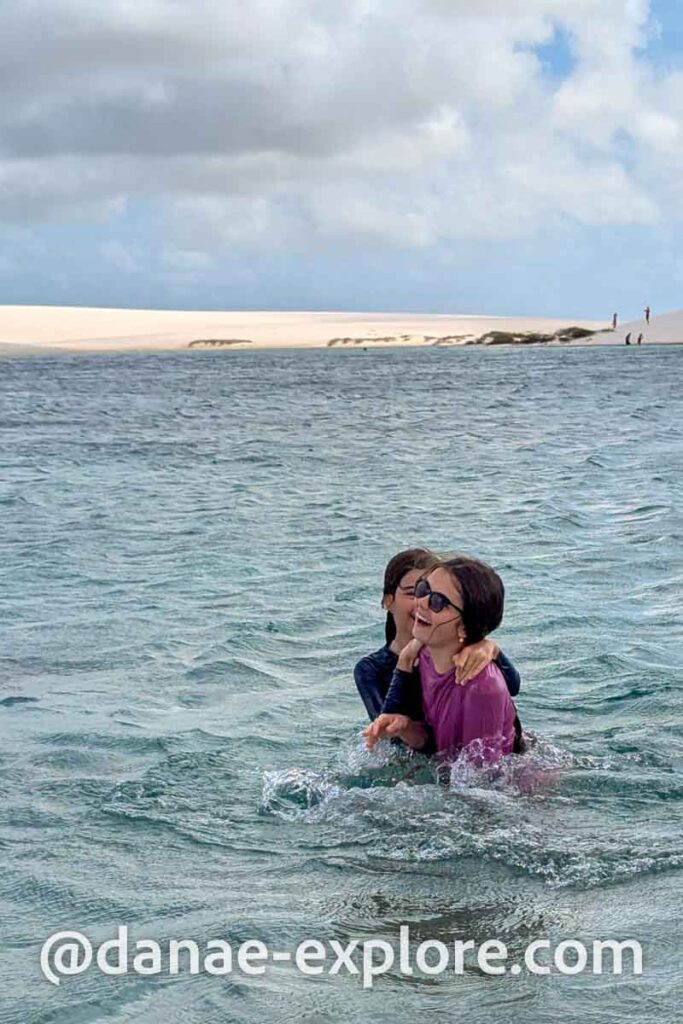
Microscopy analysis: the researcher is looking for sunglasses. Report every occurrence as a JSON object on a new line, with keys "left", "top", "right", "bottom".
{"left": 414, "top": 578, "right": 464, "bottom": 616}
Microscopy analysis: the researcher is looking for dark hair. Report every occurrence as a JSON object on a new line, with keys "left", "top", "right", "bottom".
{"left": 438, "top": 555, "right": 504, "bottom": 644}
{"left": 383, "top": 547, "right": 436, "bottom": 643}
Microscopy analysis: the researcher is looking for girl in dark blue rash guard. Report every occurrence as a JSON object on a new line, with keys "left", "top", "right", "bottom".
{"left": 354, "top": 548, "right": 521, "bottom": 723}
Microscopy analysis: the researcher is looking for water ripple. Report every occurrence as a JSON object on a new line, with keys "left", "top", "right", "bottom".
{"left": 1, "top": 346, "right": 682, "bottom": 1022}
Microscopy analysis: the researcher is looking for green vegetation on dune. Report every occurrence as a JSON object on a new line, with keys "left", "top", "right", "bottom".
{"left": 472, "top": 326, "right": 597, "bottom": 346}
{"left": 188, "top": 338, "right": 253, "bottom": 347}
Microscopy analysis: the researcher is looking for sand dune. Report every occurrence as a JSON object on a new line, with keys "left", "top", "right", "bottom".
{"left": 0, "top": 304, "right": 614, "bottom": 355}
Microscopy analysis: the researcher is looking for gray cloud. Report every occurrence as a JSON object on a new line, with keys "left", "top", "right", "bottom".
{"left": 0, "top": 0, "right": 680, "bottom": 251}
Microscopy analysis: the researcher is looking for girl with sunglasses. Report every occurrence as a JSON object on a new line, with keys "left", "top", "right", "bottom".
{"left": 363, "top": 556, "right": 524, "bottom": 762}
{"left": 354, "top": 548, "right": 520, "bottom": 723}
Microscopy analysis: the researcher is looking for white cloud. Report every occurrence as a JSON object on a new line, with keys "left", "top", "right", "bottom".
{"left": 0, "top": 0, "right": 680, "bottom": 252}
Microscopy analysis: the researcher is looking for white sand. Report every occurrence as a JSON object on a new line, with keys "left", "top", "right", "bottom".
{"left": 0, "top": 304, "right": 614, "bottom": 355}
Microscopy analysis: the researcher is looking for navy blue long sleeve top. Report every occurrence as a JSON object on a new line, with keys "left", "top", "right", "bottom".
{"left": 354, "top": 643, "right": 520, "bottom": 722}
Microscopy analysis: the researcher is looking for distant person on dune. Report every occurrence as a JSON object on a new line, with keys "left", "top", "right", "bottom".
{"left": 612, "top": 313, "right": 618, "bottom": 330}
{"left": 625, "top": 333, "right": 632, "bottom": 345}
{"left": 645, "top": 306, "right": 651, "bottom": 324}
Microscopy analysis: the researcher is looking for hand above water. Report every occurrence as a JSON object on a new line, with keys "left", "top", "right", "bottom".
{"left": 363, "top": 714, "right": 428, "bottom": 751}
{"left": 397, "top": 637, "right": 424, "bottom": 672}
{"left": 453, "top": 638, "right": 499, "bottom": 686}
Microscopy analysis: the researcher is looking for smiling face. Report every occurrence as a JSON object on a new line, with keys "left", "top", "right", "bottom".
{"left": 383, "top": 568, "right": 423, "bottom": 639}
{"left": 412, "top": 566, "right": 466, "bottom": 651}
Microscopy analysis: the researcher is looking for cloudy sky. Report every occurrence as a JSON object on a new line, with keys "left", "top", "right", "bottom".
{"left": 1, "top": 0, "right": 682, "bottom": 318}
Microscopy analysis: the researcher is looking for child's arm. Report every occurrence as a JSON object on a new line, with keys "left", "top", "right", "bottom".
{"left": 364, "top": 665, "right": 428, "bottom": 750}
{"left": 363, "top": 712, "right": 429, "bottom": 751}
{"left": 382, "top": 666, "right": 421, "bottom": 716}
{"left": 382, "top": 638, "right": 424, "bottom": 720}
{"left": 453, "top": 639, "right": 521, "bottom": 696}
{"left": 363, "top": 639, "right": 433, "bottom": 753}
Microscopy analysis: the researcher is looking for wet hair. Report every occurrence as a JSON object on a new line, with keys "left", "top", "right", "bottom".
{"left": 437, "top": 555, "right": 504, "bottom": 644}
{"left": 383, "top": 547, "right": 436, "bottom": 643}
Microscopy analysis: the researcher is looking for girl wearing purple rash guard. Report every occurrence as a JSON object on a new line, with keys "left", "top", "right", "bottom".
{"left": 364, "top": 556, "right": 523, "bottom": 764}
{"left": 354, "top": 549, "right": 521, "bottom": 723}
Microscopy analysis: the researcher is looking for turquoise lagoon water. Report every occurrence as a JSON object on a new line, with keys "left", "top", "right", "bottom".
{"left": 1, "top": 344, "right": 682, "bottom": 1023}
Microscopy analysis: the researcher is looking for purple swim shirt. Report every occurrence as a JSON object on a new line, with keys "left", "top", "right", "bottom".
{"left": 418, "top": 647, "right": 517, "bottom": 762}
